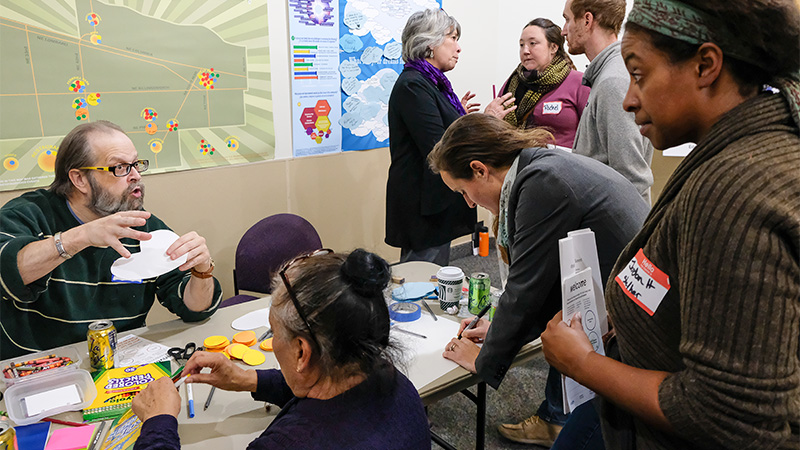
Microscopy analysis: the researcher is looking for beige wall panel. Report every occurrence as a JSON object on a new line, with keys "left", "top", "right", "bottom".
{"left": 287, "top": 147, "right": 399, "bottom": 263}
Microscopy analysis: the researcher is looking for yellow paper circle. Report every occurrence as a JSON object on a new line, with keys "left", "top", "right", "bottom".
{"left": 242, "top": 349, "right": 266, "bottom": 366}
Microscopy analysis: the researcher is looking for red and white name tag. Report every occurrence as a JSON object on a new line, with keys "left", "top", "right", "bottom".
{"left": 614, "top": 249, "right": 670, "bottom": 316}
{"left": 542, "top": 101, "right": 562, "bottom": 114}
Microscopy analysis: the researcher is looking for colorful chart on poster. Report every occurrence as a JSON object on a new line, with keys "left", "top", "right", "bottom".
{"left": 0, "top": 0, "right": 274, "bottom": 192}
{"left": 338, "top": 0, "right": 440, "bottom": 151}
{"left": 289, "top": 0, "right": 342, "bottom": 156}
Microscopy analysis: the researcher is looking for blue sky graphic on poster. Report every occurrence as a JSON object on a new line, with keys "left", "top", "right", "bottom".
{"left": 338, "top": 0, "right": 441, "bottom": 152}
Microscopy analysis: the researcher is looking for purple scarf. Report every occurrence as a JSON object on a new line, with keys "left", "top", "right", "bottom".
{"left": 404, "top": 59, "right": 466, "bottom": 116}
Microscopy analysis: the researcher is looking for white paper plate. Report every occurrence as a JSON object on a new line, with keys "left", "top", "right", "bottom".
{"left": 231, "top": 307, "right": 270, "bottom": 330}
{"left": 110, "top": 229, "right": 188, "bottom": 280}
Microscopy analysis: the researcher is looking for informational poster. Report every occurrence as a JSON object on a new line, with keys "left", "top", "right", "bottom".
{"left": 0, "top": 0, "right": 274, "bottom": 192}
{"left": 338, "top": 0, "right": 439, "bottom": 151}
{"left": 288, "top": 0, "right": 342, "bottom": 157}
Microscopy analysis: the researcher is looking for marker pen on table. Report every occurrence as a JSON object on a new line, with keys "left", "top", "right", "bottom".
{"left": 186, "top": 382, "right": 195, "bottom": 418}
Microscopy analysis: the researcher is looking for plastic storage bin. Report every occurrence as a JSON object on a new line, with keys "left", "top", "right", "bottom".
{"left": 2, "top": 347, "right": 97, "bottom": 425}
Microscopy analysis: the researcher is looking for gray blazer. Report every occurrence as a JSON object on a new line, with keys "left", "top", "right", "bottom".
{"left": 476, "top": 147, "right": 649, "bottom": 388}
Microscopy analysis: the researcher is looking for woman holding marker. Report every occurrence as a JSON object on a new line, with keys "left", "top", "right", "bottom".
{"left": 132, "top": 249, "right": 430, "bottom": 449}
{"left": 385, "top": 8, "right": 513, "bottom": 265}
{"left": 541, "top": 0, "right": 800, "bottom": 448}
{"left": 488, "top": 18, "right": 590, "bottom": 148}
{"left": 429, "top": 113, "right": 647, "bottom": 447}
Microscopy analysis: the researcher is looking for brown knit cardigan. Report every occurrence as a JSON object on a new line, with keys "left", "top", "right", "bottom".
{"left": 601, "top": 92, "right": 800, "bottom": 450}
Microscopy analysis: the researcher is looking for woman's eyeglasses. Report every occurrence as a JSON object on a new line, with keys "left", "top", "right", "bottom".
{"left": 278, "top": 248, "right": 333, "bottom": 346}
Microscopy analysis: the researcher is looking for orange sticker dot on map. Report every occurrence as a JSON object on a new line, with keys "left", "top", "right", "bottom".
{"left": 37, "top": 150, "right": 57, "bottom": 172}
{"left": 259, "top": 338, "right": 273, "bottom": 352}
{"left": 145, "top": 123, "right": 157, "bottom": 135}
{"left": 242, "top": 349, "right": 266, "bottom": 366}
{"left": 150, "top": 141, "right": 162, "bottom": 154}
{"left": 204, "top": 335, "right": 229, "bottom": 349}
{"left": 4, "top": 157, "right": 19, "bottom": 171}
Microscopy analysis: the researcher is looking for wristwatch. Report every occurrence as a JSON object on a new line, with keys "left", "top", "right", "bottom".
{"left": 53, "top": 231, "right": 72, "bottom": 259}
{"left": 191, "top": 259, "right": 215, "bottom": 279}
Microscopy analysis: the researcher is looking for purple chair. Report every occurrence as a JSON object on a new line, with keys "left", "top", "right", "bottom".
{"left": 220, "top": 214, "right": 323, "bottom": 308}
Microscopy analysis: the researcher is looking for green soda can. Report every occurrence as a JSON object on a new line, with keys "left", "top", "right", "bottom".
{"left": 468, "top": 273, "right": 491, "bottom": 315}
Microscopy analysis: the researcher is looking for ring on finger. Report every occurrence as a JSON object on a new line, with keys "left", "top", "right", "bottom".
{"left": 449, "top": 343, "right": 456, "bottom": 351}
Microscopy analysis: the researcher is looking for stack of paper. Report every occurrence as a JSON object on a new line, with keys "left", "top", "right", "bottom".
{"left": 559, "top": 229, "right": 607, "bottom": 413}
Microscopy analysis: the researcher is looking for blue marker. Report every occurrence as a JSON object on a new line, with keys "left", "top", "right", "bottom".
{"left": 186, "top": 382, "right": 195, "bottom": 418}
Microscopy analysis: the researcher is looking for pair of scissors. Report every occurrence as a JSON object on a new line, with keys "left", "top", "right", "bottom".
{"left": 168, "top": 342, "right": 197, "bottom": 363}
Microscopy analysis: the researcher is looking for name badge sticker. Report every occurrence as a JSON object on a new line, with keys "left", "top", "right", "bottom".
{"left": 614, "top": 249, "right": 670, "bottom": 316}
{"left": 542, "top": 101, "right": 562, "bottom": 114}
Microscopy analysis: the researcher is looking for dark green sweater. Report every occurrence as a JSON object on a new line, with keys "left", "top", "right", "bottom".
{"left": 603, "top": 93, "right": 800, "bottom": 449}
{"left": 0, "top": 189, "right": 222, "bottom": 359}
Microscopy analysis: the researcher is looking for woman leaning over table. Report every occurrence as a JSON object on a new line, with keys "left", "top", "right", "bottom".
{"left": 541, "top": 0, "right": 800, "bottom": 449}
{"left": 385, "top": 8, "right": 513, "bottom": 266}
{"left": 490, "top": 18, "right": 590, "bottom": 148}
{"left": 132, "top": 249, "right": 430, "bottom": 449}
{"left": 429, "top": 113, "right": 648, "bottom": 448}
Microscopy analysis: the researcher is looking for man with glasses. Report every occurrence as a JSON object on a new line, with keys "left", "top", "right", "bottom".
{"left": 0, "top": 121, "right": 222, "bottom": 358}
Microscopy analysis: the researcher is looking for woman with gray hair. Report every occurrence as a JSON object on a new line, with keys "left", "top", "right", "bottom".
{"left": 385, "top": 8, "right": 513, "bottom": 265}
{"left": 131, "top": 249, "right": 431, "bottom": 449}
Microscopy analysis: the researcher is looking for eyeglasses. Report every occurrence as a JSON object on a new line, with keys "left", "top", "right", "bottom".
{"left": 278, "top": 248, "right": 333, "bottom": 346}
{"left": 79, "top": 159, "right": 149, "bottom": 177}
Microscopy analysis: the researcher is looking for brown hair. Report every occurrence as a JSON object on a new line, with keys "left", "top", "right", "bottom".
{"left": 525, "top": 18, "right": 576, "bottom": 70}
{"left": 428, "top": 114, "right": 552, "bottom": 180}
{"left": 625, "top": 0, "right": 800, "bottom": 94}
{"left": 570, "top": 0, "right": 626, "bottom": 35}
{"left": 49, "top": 121, "right": 125, "bottom": 198}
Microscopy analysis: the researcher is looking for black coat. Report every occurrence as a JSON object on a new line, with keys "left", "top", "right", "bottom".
{"left": 475, "top": 148, "right": 649, "bottom": 388}
{"left": 385, "top": 68, "right": 476, "bottom": 250}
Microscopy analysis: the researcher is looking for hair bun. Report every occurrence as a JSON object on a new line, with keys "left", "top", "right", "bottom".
{"left": 340, "top": 249, "right": 391, "bottom": 297}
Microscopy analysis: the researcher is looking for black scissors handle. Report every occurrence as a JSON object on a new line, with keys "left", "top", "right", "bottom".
{"left": 168, "top": 342, "right": 196, "bottom": 361}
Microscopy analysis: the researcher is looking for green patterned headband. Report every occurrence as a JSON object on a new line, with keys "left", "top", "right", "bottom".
{"left": 628, "top": 0, "right": 800, "bottom": 131}
{"left": 627, "top": 0, "right": 761, "bottom": 65}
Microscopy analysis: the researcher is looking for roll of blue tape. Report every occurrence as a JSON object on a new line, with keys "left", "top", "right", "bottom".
{"left": 389, "top": 302, "right": 421, "bottom": 322}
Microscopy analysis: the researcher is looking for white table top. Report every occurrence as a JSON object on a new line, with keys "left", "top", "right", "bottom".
{"left": 0, "top": 260, "right": 541, "bottom": 447}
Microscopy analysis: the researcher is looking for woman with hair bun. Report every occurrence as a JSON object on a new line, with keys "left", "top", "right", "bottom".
{"left": 542, "top": 0, "right": 800, "bottom": 448}
{"left": 132, "top": 249, "right": 430, "bottom": 449}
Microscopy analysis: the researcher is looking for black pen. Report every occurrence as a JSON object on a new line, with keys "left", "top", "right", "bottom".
{"left": 204, "top": 386, "right": 216, "bottom": 411}
{"left": 457, "top": 303, "right": 492, "bottom": 340}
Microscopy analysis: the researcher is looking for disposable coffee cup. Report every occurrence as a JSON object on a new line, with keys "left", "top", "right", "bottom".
{"left": 437, "top": 266, "right": 464, "bottom": 312}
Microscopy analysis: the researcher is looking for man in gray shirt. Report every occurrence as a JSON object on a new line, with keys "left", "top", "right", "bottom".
{"left": 563, "top": 0, "right": 654, "bottom": 204}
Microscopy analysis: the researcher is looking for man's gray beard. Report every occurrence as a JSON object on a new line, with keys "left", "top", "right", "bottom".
{"left": 87, "top": 174, "right": 145, "bottom": 217}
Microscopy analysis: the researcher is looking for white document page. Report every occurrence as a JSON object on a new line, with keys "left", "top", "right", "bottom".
{"left": 560, "top": 267, "right": 606, "bottom": 413}
{"left": 391, "top": 311, "right": 461, "bottom": 390}
{"left": 23, "top": 384, "right": 82, "bottom": 417}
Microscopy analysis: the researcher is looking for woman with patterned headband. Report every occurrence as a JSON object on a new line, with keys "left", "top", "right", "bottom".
{"left": 541, "top": 0, "right": 800, "bottom": 449}
{"left": 489, "top": 18, "right": 590, "bottom": 149}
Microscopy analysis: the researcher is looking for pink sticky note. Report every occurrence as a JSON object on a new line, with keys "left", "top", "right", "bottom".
{"left": 44, "top": 424, "right": 96, "bottom": 450}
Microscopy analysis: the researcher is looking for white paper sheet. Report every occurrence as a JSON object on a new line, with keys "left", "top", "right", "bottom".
{"left": 231, "top": 307, "right": 270, "bottom": 331}
{"left": 392, "top": 312, "right": 461, "bottom": 390}
{"left": 110, "top": 230, "right": 188, "bottom": 280}
{"left": 23, "top": 384, "right": 82, "bottom": 417}
{"left": 115, "top": 334, "right": 173, "bottom": 367}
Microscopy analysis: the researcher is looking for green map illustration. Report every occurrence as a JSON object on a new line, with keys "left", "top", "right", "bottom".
{"left": 0, "top": 0, "right": 274, "bottom": 191}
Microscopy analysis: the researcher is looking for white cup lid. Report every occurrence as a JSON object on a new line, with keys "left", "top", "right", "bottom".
{"left": 437, "top": 266, "right": 464, "bottom": 281}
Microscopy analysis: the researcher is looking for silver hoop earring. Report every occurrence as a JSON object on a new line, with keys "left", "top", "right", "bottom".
{"left": 427, "top": 48, "right": 434, "bottom": 58}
